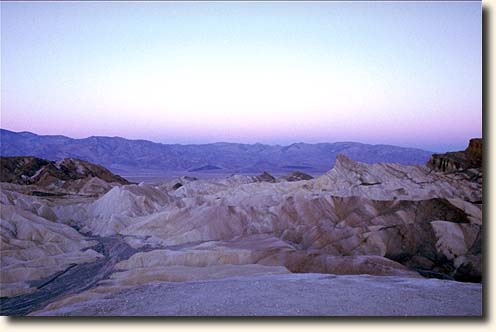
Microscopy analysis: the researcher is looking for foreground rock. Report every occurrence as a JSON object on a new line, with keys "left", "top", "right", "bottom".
{"left": 0, "top": 197, "right": 102, "bottom": 298}
{"left": 0, "top": 236, "right": 136, "bottom": 315}
{"left": 32, "top": 273, "right": 482, "bottom": 316}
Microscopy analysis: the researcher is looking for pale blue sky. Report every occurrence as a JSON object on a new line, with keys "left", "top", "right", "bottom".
{"left": 1, "top": 1, "right": 482, "bottom": 152}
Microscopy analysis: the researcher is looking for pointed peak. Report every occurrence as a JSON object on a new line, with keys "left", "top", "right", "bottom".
{"left": 334, "top": 154, "right": 358, "bottom": 169}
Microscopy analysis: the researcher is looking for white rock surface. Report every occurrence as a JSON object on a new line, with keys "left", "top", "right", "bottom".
{"left": 0, "top": 155, "right": 482, "bottom": 316}
{"left": 0, "top": 201, "right": 103, "bottom": 297}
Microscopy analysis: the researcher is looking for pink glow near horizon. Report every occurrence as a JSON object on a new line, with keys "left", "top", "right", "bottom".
{"left": 1, "top": 2, "right": 482, "bottom": 152}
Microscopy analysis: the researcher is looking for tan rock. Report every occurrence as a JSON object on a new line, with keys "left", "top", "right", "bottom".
{"left": 431, "top": 220, "right": 468, "bottom": 260}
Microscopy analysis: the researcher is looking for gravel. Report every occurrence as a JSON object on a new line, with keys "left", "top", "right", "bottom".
{"left": 32, "top": 273, "right": 482, "bottom": 316}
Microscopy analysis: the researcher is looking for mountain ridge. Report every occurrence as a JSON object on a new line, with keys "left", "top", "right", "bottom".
{"left": 0, "top": 128, "right": 433, "bottom": 150}
{"left": 0, "top": 128, "right": 434, "bottom": 176}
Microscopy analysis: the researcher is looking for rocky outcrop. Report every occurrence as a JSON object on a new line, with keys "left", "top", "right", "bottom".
{"left": 427, "top": 138, "right": 482, "bottom": 173}
{"left": 56, "top": 158, "right": 130, "bottom": 185}
{"left": 0, "top": 156, "right": 130, "bottom": 194}
{"left": 0, "top": 157, "right": 50, "bottom": 184}
{"left": 255, "top": 171, "right": 276, "bottom": 183}
{"left": 467, "top": 138, "right": 482, "bottom": 161}
{"left": 280, "top": 171, "right": 314, "bottom": 182}
{"left": 313, "top": 154, "right": 481, "bottom": 202}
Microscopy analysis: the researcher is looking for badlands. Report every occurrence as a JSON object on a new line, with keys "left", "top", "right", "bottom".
{"left": 0, "top": 143, "right": 483, "bottom": 316}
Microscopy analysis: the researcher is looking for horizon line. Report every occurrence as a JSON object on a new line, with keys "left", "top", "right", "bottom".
{"left": 0, "top": 127, "right": 480, "bottom": 153}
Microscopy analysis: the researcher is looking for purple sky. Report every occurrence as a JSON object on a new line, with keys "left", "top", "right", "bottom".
{"left": 1, "top": 1, "right": 482, "bottom": 152}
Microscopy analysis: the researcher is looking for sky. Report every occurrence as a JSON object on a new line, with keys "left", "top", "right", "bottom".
{"left": 1, "top": 1, "right": 481, "bottom": 152}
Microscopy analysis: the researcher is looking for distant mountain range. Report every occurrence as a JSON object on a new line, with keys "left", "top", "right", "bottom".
{"left": 0, "top": 129, "right": 433, "bottom": 175}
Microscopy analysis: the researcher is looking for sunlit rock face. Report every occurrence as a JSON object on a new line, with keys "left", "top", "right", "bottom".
{"left": 0, "top": 144, "right": 482, "bottom": 315}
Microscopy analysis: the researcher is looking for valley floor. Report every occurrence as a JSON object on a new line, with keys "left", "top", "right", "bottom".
{"left": 32, "top": 274, "right": 482, "bottom": 316}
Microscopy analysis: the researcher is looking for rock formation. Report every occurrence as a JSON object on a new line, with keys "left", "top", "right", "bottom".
{"left": 0, "top": 140, "right": 483, "bottom": 315}
{"left": 467, "top": 138, "right": 483, "bottom": 161}
{"left": 0, "top": 190, "right": 102, "bottom": 297}
{"left": 0, "top": 156, "right": 130, "bottom": 195}
{"left": 255, "top": 171, "right": 276, "bottom": 183}
{"left": 427, "top": 138, "right": 482, "bottom": 173}
{"left": 280, "top": 171, "right": 314, "bottom": 182}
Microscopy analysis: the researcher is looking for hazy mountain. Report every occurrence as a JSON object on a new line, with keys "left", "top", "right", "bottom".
{"left": 0, "top": 129, "right": 433, "bottom": 175}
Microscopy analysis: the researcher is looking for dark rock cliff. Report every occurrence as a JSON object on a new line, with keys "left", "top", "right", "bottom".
{"left": 427, "top": 138, "right": 482, "bottom": 173}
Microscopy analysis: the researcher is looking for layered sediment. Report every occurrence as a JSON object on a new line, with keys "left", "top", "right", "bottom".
{"left": 427, "top": 138, "right": 482, "bottom": 173}
{"left": 0, "top": 141, "right": 483, "bottom": 315}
